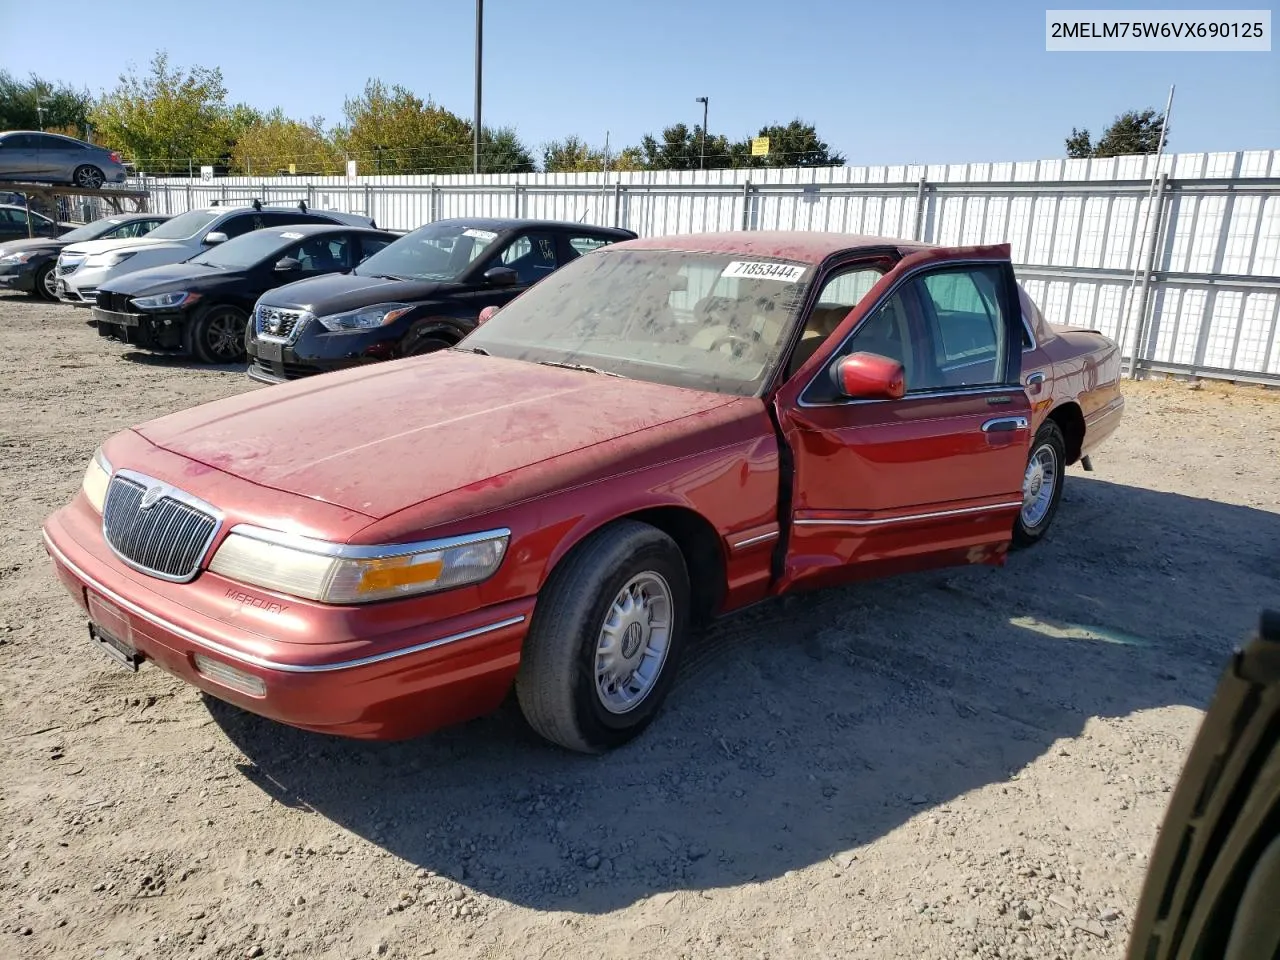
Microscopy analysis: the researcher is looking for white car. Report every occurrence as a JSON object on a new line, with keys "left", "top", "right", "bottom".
{"left": 55, "top": 201, "right": 377, "bottom": 306}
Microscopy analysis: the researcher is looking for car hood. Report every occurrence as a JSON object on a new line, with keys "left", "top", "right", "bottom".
{"left": 61, "top": 236, "right": 188, "bottom": 257}
{"left": 132, "top": 350, "right": 738, "bottom": 521}
{"left": 262, "top": 272, "right": 451, "bottom": 315}
{"left": 102, "top": 261, "right": 229, "bottom": 295}
{"left": 0, "top": 237, "right": 65, "bottom": 256}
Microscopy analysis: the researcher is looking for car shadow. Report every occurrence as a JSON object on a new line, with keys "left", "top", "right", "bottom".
{"left": 208, "top": 476, "right": 1280, "bottom": 914}
{"left": 118, "top": 350, "right": 249, "bottom": 376}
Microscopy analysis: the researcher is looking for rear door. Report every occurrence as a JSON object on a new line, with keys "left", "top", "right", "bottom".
{"left": 773, "top": 246, "right": 1032, "bottom": 592}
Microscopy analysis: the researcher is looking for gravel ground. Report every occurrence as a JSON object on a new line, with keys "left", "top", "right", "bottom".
{"left": 2, "top": 294, "right": 1279, "bottom": 960}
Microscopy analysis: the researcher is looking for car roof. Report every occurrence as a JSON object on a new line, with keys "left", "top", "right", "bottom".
{"left": 616, "top": 230, "right": 940, "bottom": 264}
{"left": 429, "top": 217, "right": 636, "bottom": 237}
{"left": 249, "top": 223, "right": 392, "bottom": 238}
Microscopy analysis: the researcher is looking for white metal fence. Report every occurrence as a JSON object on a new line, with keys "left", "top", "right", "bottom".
{"left": 126, "top": 149, "right": 1280, "bottom": 384}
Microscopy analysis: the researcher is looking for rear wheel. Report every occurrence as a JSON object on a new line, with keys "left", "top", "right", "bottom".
{"left": 72, "top": 165, "right": 105, "bottom": 190}
{"left": 34, "top": 262, "right": 57, "bottom": 302}
{"left": 515, "top": 521, "right": 691, "bottom": 753}
{"left": 1012, "top": 419, "right": 1067, "bottom": 548}
{"left": 187, "top": 304, "right": 249, "bottom": 364}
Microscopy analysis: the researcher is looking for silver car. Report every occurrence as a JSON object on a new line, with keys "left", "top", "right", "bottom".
{"left": 0, "top": 131, "right": 128, "bottom": 190}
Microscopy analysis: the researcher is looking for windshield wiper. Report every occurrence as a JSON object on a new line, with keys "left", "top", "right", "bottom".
{"left": 468, "top": 346, "right": 489, "bottom": 355}
{"left": 366, "top": 273, "right": 411, "bottom": 282}
{"left": 536, "top": 360, "right": 624, "bottom": 378}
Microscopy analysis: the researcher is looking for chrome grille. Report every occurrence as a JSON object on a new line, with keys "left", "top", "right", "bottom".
{"left": 255, "top": 305, "right": 308, "bottom": 343}
{"left": 57, "top": 255, "right": 85, "bottom": 276}
{"left": 102, "top": 472, "right": 221, "bottom": 582}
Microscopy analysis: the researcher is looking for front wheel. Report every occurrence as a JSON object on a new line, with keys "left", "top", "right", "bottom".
{"left": 515, "top": 521, "right": 691, "bottom": 753}
{"left": 402, "top": 334, "right": 453, "bottom": 358}
{"left": 34, "top": 262, "right": 58, "bottom": 302}
{"left": 1012, "top": 419, "right": 1067, "bottom": 548}
{"left": 186, "top": 304, "right": 249, "bottom": 364}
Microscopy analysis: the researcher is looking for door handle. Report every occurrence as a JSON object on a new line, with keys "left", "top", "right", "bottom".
{"left": 982, "top": 416, "right": 1029, "bottom": 433}
{"left": 1025, "top": 372, "right": 1046, "bottom": 386}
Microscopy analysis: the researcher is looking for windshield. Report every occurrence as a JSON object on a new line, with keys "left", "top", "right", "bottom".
{"left": 59, "top": 218, "right": 127, "bottom": 244}
{"left": 459, "top": 248, "right": 815, "bottom": 397}
{"left": 191, "top": 229, "right": 300, "bottom": 269}
{"left": 354, "top": 221, "right": 503, "bottom": 282}
{"left": 143, "top": 209, "right": 221, "bottom": 241}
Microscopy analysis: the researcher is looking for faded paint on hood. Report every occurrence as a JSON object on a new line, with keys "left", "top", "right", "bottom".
{"left": 133, "top": 350, "right": 737, "bottom": 520}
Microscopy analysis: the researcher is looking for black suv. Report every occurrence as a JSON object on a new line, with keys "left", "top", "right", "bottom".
{"left": 245, "top": 217, "right": 636, "bottom": 383}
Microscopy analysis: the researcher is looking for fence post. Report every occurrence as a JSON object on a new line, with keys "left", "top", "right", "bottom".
{"left": 431, "top": 183, "right": 440, "bottom": 222}
{"left": 365, "top": 184, "right": 372, "bottom": 221}
{"left": 1127, "top": 172, "right": 1170, "bottom": 377}
{"left": 612, "top": 182, "right": 622, "bottom": 228}
{"left": 913, "top": 176, "right": 929, "bottom": 241}
{"left": 740, "top": 181, "right": 752, "bottom": 231}
{"left": 513, "top": 183, "right": 522, "bottom": 218}
{"left": 185, "top": 181, "right": 192, "bottom": 214}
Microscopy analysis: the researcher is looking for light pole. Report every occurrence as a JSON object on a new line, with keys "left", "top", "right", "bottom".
{"left": 474, "top": 0, "right": 483, "bottom": 174}
{"left": 695, "top": 96, "right": 708, "bottom": 170}
{"left": 35, "top": 100, "right": 46, "bottom": 132}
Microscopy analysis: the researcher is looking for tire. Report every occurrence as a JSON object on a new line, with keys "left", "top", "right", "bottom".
{"left": 1012, "top": 419, "right": 1067, "bottom": 548}
{"left": 33, "top": 262, "right": 58, "bottom": 302}
{"left": 186, "top": 304, "right": 249, "bottom": 364}
{"left": 516, "top": 520, "right": 692, "bottom": 753}
{"left": 72, "top": 165, "right": 105, "bottom": 190}
{"left": 403, "top": 334, "right": 453, "bottom": 358}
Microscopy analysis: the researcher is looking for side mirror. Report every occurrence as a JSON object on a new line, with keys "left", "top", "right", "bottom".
{"left": 483, "top": 266, "right": 518, "bottom": 287}
{"left": 203, "top": 231, "right": 228, "bottom": 245}
{"left": 274, "top": 256, "right": 302, "bottom": 272}
{"left": 831, "top": 352, "right": 905, "bottom": 400}
{"left": 477, "top": 305, "right": 500, "bottom": 326}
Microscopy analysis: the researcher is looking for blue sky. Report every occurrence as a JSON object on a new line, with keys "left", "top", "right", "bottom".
{"left": 1, "top": 0, "right": 1276, "bottom": 164}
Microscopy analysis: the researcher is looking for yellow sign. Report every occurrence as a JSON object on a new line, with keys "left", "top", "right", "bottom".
{"left": 288, "top": 162, "right": 297, "bottom": 175}
{"left": 751, "top": 136, "right": 770, "bottom": 157}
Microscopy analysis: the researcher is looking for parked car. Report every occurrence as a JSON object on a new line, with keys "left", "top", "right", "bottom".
{"left": 41, "top": 232, "right": 1124, "bottom": 752}
{"left": 92, "top": 224, "right": 400, "bottom": 363}
{"left": 1124, "top": 609, "right": 1280, "bottom": 960}
{"left": 244, "top": 217, "right": 636, "bottom": 383}
{"left": 0, "top": 131, "right": 127, "bottom": 189}
{"left": 0, "top": 213, "right": 169, "bottom": 301}
{"left": 0, "top": 202, "right": 67, "bottom": 243}
{"left": 55, "top": 200, "right": 377, "bottom": 306}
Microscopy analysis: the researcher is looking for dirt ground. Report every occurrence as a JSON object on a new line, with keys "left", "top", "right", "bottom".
{"left": 2, "top": 294, "right": 1279, "bottom": 960}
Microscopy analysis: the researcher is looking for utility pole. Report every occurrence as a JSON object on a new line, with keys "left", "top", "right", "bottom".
{"left": 695, "top": 96, "right": 708, "bottom": 170}
{"left": 474, "top": 0, "right": 484, "bottom": 174}
{"left": 35, "top": 100, "right": 46, "bottom": 132}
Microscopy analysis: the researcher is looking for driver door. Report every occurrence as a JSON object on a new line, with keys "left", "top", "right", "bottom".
{"left": 772, "top": 246, "right": 1032, "bottom": 592}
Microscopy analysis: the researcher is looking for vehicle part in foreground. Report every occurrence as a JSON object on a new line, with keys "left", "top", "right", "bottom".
{"left": 41, "top": 231, "right": 1124, "bottom": 752}
{"left": 1125, "top": 609, "right": 1280, "bottom": 960}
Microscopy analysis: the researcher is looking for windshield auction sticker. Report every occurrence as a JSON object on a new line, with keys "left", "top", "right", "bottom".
{"left": 463, "top": 228, "right": 499, "bottom": 241}
{"left": 721, "top": 261, "right": 809, "bottom": 283}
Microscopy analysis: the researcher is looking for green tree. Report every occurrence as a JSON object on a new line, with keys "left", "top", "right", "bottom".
{"left": 480, "top": 126, "right": 535, "bottom": 173}
{"left": 1065, "top": 108, "right": 1169, "bottom": 158}
{"left": 542, "top": 136, "right": 645, "bottom": 173}
{"left": 639, "top": 123, "right": 734, "bottom": 170}
{"left": 89, "top": 52, "right": 234, "bottom": 173}
{"left": 333, "top": 79, "right": 472, "bottom": 174}
{"left": 730, "top": 119, "right": 844, "bottom": 168}
{"left": 231, "top": 109, "right": 342, "bottom": 175}
{"left": 0, "top": 71, "right": 93, "bottom": 137}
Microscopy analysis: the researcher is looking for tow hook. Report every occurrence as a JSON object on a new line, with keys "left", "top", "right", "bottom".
{"left": 1080, "top": 455, "right": 1094, "bottom": 472}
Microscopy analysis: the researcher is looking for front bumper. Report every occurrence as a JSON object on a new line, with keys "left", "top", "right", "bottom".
{"left": 245, "top": 320, "right": 400, "bottom": 383}
{"left": 0, "top": 261, "right": 37, "bottom": 293}
{"left": 56, "top": 263, "right": 113, "bottom": 306}
{"left": 42, "top": 499, "right": 532, "bottom": 740}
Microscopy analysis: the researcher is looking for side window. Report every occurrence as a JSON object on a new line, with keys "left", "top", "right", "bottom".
{"left": 786, "top": 265, "right": 884, "bottom": 378}
{"left": 916, "top": 267, "right": 1008, "bottom": 388}
{"left": 287, "top": 234, "right": 354, "bottom": 272}
{"left": 492, "top": 231, "right": 559, "bottom": 285}
{"left": 565, "top": 234, "right": 617, "bottom": 259}
{"left": 37, "top": 135, "right": 73, "bottom": 151}
{"left": 358, "top": 236, "right": 394, "bottom": 263}
{"left": 217, "top": 214, "right": 262, "bottom": 239}
{"left": 0, "top": 208, "right": 22, "bottom": 224}
{"left": 3, "top": 134, "right": 37, "bottom": 149}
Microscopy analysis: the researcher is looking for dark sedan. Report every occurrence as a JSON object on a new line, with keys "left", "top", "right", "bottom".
{"left": 92, "top": 224, "right": 399, "bottom": 363}
{"left": 0, "top": 213, "right": 168, "bottom": 300}
{"left": 245, "top": 217, "right": 636, "bottom": 383}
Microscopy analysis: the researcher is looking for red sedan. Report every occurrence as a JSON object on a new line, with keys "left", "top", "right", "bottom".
{"left": 42, "top": 232, "right": 1124, "bottom": 753}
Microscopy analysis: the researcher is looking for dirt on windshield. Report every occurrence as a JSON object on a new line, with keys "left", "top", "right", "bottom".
{"left": 2, "top": 295, "right": 1279, "bottom": 960}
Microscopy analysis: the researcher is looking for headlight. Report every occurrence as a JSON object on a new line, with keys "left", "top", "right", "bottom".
{"left": 208, "top": 527, "right": 510, "bottom": 604}
{"left": 316, "top": 303, "right": 414, "bottom": 333}
{"left": 84, "top": 250, "right": 138, "bottom": 268}
{"left": 0, "top": 251, "right": 35, "bottom": 264}
{"left": 81, "top": 448, "right": 112, "bottom": 513}
{"left": 131, "top": 291, "right": 201, "bottom": 310}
